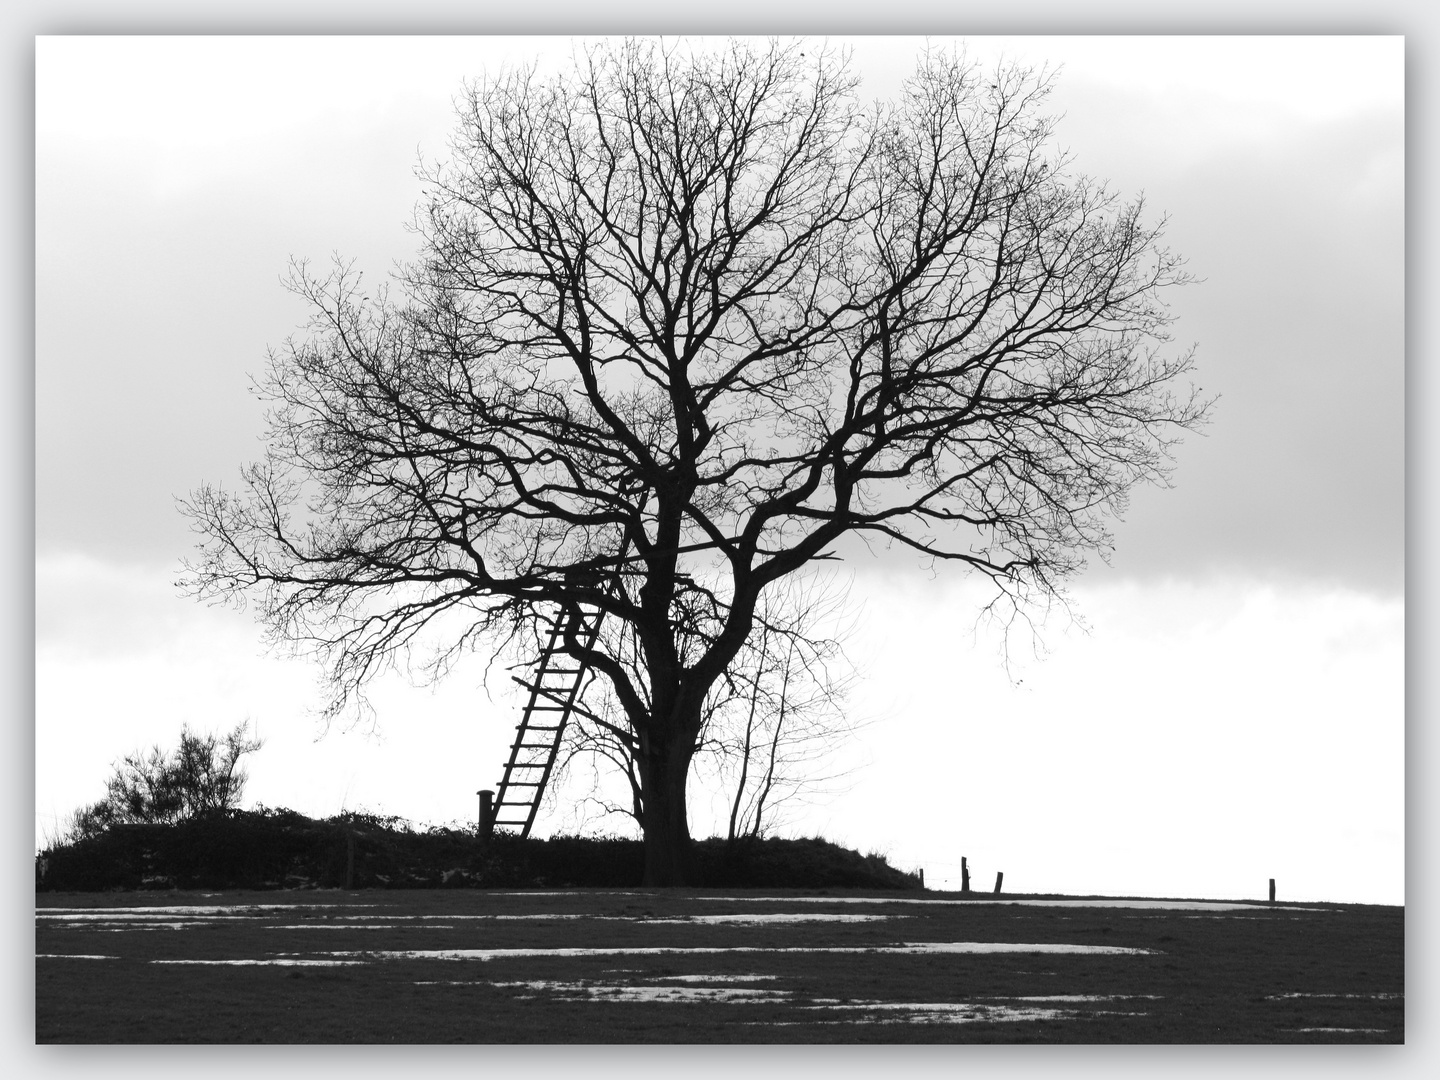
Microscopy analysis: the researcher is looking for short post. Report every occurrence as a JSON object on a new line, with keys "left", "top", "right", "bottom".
{"left": 345, "top": 831, "right": 356, "bottom": 890}
{"left": 994, "top": 871, "right": 1004, "bottom": 894}
{"left": 1269, "top": 878, "right": 1276, "bottom": 905}
{"left": 477, "top": 789, "right": 495, "bottom": 844}
{"left": 918, "top": 868, "right": 925, "bottom": 890}
{"left": 961, "top": 857, "right": 970, "bottom": 893}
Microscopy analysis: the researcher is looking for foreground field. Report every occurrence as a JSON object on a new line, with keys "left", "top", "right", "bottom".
{"left": 36, "top": 889, "right": 1403, "bottom": 1043}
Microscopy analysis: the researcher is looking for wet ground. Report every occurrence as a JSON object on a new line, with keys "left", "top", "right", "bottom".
{"left": 35, "top": 888, "right": 1403, "bottom": 1042}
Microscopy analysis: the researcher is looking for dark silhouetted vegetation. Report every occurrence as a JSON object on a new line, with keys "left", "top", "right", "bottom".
{"left": 66, "top": 722, "right": 263, "bottom": 842}
{"left": 37, "top": 808, "right": 920, "bottom": 892}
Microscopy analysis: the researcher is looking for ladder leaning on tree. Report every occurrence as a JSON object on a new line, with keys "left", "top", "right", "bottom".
{"left": 483, "top": 549, "right": 628, "bottom": 839}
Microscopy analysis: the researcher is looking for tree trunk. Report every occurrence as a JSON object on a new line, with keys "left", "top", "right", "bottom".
{"left": 639, "top": 737, "right": 694, "bottom": 886}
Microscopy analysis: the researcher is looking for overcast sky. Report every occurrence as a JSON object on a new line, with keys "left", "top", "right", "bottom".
{"left": 33, "top": 35, "right": 1405, "bottom": 904}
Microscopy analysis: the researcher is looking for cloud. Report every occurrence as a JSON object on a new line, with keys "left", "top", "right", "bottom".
{"left": 34, "top": 37, "right": 1403, "bottom": 600}
{"left": 1093, "top": 106, "right": 1404, "bottom": 595}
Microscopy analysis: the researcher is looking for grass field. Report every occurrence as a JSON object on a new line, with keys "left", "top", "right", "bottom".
{"left": 35, "top": 888, "right": 1403, "bottom": 1043}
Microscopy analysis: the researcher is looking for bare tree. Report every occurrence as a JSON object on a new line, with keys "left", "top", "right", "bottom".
{"left": 548, "top": 569, "right": 857, "bottom": 841}
{"left": 181, "top": 40, "right": 1206, "bottom": 884}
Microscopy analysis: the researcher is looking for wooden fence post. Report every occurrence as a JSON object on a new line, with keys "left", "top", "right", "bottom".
{"left": 994, "top": 871, "right": 1003, "bottom": 894}
{"left": 961, "top": 857, "right": 970, "bottom": 893}
{"left": 918, "top": 868, "right": 924, "bottom": 890}
{"left": 1269, "top": 878, "right": 1276, "bottom": 904}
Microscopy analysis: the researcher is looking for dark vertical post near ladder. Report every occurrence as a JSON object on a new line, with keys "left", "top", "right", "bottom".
{"left": 345, "top": 832, "right": 355, "bottom": 890}
{"left": 961, "top": 857, "right": 970, "bottom": 893}
{"left": 478, "top": 789, "right": 495, "bottom": 843}
{"left": 994, "top": 871, "right": 1003, "bottom": 894}
{"left": 1269, "top": 878, "right": 1276, "bottom": 904}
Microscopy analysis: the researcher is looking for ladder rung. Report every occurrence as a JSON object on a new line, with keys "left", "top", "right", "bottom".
{"left": 519, "top": 724, "right": 562, "bottom": 731}
{"left": 502, "top": 781, "right": 543, "bottom": 787}
{"left": 515, "top": 680, "right": 576, "bottom": 694}
{"left": 505, "top": 761, "right": 548, "bottom": 768}
{"left": 516, "top": 743, "right": 558, "bottom": 750}
{"left": 526, "top": 705, "right": 567, "bottom": 711}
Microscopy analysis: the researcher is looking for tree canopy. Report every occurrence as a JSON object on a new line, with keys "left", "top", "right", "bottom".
{"left": 183, "top": 40, "right": 1205, "bottom": 884}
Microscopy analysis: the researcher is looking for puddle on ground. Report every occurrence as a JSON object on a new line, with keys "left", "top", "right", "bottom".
{"left": 325, "top": 940, "right": 1154, "bottom": 961}
{"left": 488, "top": 979, "right": 791, "bottom": 1003}
{"left": 40, "top": 905, "right": 368, "bottom": 917}
{"left": 692, "top": 897, "right": 1320, "bottom": 912}
{"left": 1010, "top": 994, "right": 1161, "bottom": 1002}
{"left": 1292, "top": 1027, "right": 1388, "bottom": 1034}
{"left": 151, "top": 958, "right": 366, "bottom": 966}
{"left": 44, "top": 910, "right": 629, "bottom": 931}
{"left": 804, "top": 1002, "right": 1073, "bottom": 1024}
{"left": 413, "top": 976, "right": 1134, "bottom": 1013}
{"left": 267, "top": 924, "right": 413, "bottom": 931}
{"left": 897, "top": 942, "right": 1154, "bottom": 955}
{"left": 82, "top": 922, "right": 220, "bottom": 931}
{"left": 485, "top": 891, "right": 636, "bottom": 897}
{"left": 642, "top": 913, "right": 904, "bottom": 925}
{"left": 40, "top": 912, "right": 259, "bottom": 922}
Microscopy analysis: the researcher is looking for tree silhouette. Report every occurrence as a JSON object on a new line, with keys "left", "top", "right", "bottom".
{"left": 182, "top": 40, "right": 1206, "bottom": 885}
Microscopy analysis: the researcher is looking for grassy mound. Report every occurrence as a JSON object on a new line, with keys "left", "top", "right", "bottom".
{"left": 36, "top": 808, "right": 920, "bottom": 892}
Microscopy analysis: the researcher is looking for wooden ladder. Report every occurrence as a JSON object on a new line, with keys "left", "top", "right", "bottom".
{"left": 489, "top": 570, "right": 619, "bottom": 838}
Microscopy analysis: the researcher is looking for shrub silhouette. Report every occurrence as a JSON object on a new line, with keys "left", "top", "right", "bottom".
{"left": 66, "top": 722, "right": 262, "bottom": 842}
